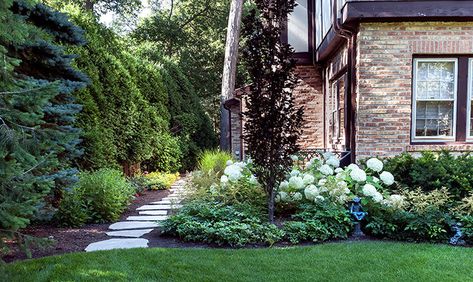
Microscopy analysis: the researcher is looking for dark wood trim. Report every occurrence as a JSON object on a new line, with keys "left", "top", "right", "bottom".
{"left": 343, "top": 1, "right": 473, "bottom": 26}
{"left": 457, "top": 57, "right": 469, "bottom": 142}
{"left": 293, "top": 53, "right": 312, "bottom": 65}
{"left": 316, "top": 28, "right": 345, "bottom": 63}
{"left": 307, "top": 0, "right": 314, "bottom": 62}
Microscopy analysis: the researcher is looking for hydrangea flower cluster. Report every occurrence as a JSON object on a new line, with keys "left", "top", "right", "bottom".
{"left": 220, "top": 159, "right": 259, "bottom": 186}
{"left": 277, "top": 152, "right": 403, "bottom": 210}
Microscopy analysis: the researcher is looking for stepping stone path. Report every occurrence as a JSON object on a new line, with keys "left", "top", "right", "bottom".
{"left": 85, "top": 177, "right": 187, "bottom": 252}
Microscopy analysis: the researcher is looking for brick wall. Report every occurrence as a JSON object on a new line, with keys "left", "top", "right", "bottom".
{"left": 293, "top": 65, "right": 325, "bottom": 149}
{"left": 355, "top": 22, "right": 473, "bottom": 159}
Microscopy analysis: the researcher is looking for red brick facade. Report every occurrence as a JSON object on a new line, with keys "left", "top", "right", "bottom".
{"left": 293, "top": 65, "right": 325, "bottom": 149}
{"left": 228, "top": 22, "right": 473, "bottom": 161}
{"left": 355, "top": 22, "right": 473, "bottom": 159}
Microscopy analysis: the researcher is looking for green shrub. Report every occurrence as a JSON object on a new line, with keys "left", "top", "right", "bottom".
{"left": 57, "top": 169, "right": 134, "bottom": 226}
{"left": 283, "top": 202, "right": 352, "bottom": 244}
{"left": 162, "top": 202, "right": 284, "bottom": 247}
{"left": 384, "top": 151, "right": 473, "bottom": 199}
{"left": 142, "top": 172, "right": 180, "bottom": 190}
{"left": 189, "top": 160, "right": 266, "bottom": 209}
{"left": 198, "top": 150, "right": 233, "bottom": 176}
{"left": 459, "top": 215, "right": 473, "bottom": 244}
{"left": 365, "top": 188, "right": 454, "bottom": 242}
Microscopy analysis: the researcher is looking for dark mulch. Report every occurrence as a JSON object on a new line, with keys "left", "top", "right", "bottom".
{"left": 4, "top": 189, "right": 170, "bottom": 263}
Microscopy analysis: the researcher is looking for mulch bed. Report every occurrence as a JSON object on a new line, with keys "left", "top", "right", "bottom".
{"left": 4, "top": 189, "right": 170, "bottom": 263}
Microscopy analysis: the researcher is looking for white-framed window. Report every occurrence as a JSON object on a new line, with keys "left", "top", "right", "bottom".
{"left": 468, "top": 59, "right": 473, "bottom": 141}
{"left": 412, "top": 58, "right": 458, "bottom": 142}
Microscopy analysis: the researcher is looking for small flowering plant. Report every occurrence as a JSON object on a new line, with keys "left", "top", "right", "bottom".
{"left": 277, "top": 153, "right": 404, "bottom": 211}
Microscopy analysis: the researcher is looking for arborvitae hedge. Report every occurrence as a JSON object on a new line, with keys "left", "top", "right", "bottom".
{"left": 64, "top": 4, "right": 216, "bottom": 173}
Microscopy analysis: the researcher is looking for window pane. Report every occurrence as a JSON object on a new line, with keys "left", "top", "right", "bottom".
{"left": 415, "top": 101, "right": 454, "bottom": 137}
{"left": 417, "top": 61, "right": 455, "bottom": 100}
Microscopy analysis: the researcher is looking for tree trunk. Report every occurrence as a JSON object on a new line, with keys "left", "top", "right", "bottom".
{"left": 83, "top": 0, "right": 94, "bottom": 11}
{"left": 220, "top": 0, "right": 244, "bottom": 151}
{"left": 268, "top": 184, "right": 275, "bottom": 223}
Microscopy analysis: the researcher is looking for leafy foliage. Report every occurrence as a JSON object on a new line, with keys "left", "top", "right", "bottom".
{"left": 384, "top": 151, "right": 473, "bottom": 200}
{"left": 365, "top": 188, "right": 454, "bottom": 242}
{"left": 162, "top": 202, "right": 283, "bottom": 247}
{"left": 283, "top": 202, "right": 352, "bottom": 244}
{"left": 241, "top": 0, "right": 303, "bottom": 222}
{"left": 198, "top": 150, "right": 233, "bottom": 175}
{"left": 56, "top": 169, "right": 134, "bottom": 227}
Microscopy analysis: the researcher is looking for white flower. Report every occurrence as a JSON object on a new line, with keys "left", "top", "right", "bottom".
{"left": 385, "top": 194, "right": 405, "bottom": 209}
{"left": 366, "top": 158, "right": 383, "bottom": 172}
{"left": 319, "top": 164, "right": 334, "bottom": 175}
{"left": 347, "top": 164, "right": 359, "bottom": 171}
{"left": 303, "top": 174, "right": 315, "bottom": 185}
{"left": 279, "top": 180, "right": 289, "bottom": 190}
{"left": 326, "top": 157, "right": 340, "bottom": 168}
{"left": 304, "top": 184, "right": 319, "bottom": 201}
{"left": 290, "top": 155, "right": 299, "bottom": 161}
{"left": 323, "top": 152, "right": 335, "bottom": 160}
{"left": 276, "top": 191, "right": 288, "bottom": 202}
{"left": 338, "top": 180, "right": 348, "bottom": 189}
{"left": 226, "top": 160, "right": 233, "bottom": 166}
{"left": 290, "top": 169, "right": 300, "bottom": 177}
{"left": 315, "top": 195, "right": 325, "bottom": 202}
{"left": 380, "top": 171, "right": 395, "bottom": 186}
{"left": 235, "top": 162, "right": 246, "bottom": 168}
{"left": 350, "top": 168, "right": 367, "bottom": 182}
{"left": 292, "top": 192, "right": 303, "bottom": 201}
{"left": 372, "top": 176, "right": 380, "bottom": 183}
{"left": 249, "top": 175, "right": 258, "bottom": 185}
{"left": 335, "top": 173, "right": 344, "bottom": 179}
{"left": 372, "top": 192, "right": 383, "bottom": 203}
{"left": 305, "top": 160, "right": 313, "bottom": 169}
{"left": 362, "top": 184, "right": 377, "bottom": 197}
{"left": 224, "top": 164, "right": 243, "bottom": 181}
{"left": 318, "top": 179, "right": 327, "bottom": 186}
{"left": 335, "top": 168, "right": 343, "bottom": 173}
{"left": 220, "top": 175, "right": 229, "bottom": 183}
{"left": 289, "top": 176, "right": 304, "bottom": 189}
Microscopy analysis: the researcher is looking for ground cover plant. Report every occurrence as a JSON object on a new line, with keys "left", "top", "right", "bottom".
{"left": 3, "top": 242, "right": 473, "bottom": 281}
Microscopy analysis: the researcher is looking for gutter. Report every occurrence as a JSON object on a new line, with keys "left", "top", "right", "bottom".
{"left": 332, "top": 0, "right": 357, "bottom": 163}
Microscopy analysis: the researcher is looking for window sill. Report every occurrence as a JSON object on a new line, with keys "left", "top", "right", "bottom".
{"left": 406, "top": 143, "right": 473, "bottom": 152}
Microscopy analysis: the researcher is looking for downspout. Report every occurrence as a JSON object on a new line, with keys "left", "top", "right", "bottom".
{"left": 332, "top": 0, "right": 357, "bottom": 163}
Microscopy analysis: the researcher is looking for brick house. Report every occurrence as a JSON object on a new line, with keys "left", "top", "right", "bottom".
{"left": 224, "top": 0, "right": 473, "bottom": 163}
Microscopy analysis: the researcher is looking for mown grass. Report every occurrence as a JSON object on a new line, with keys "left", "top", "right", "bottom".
{"left": 2, "top": 241, "right": 473, "bottom": 282}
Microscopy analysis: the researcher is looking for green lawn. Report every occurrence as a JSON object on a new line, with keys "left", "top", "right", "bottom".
{"left": 2, "top": 241, "right": 473, "bottom": 282}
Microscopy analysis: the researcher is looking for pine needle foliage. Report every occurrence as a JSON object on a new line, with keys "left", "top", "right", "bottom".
{"left": 0, "top": 0, "right": 87, "bottom": 259}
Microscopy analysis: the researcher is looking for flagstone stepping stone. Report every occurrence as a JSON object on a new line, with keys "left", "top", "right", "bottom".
{"left": 151, "top": 200, "right": 181, "bottom": 205}
{"left": 106, "top": 229, "right": 154, "bottom": 238}
{"left": 160, "top": 198, "right": 182, "bottom": 202}
{"left": 138, "top": 210, "right": 167, "bottom": 215}
{"left": 137, "top": 204, "right": 182, "bottom": 210}
{"left": 127, "top": 215, "right": 168, "bottom": 221}
{"left": 109, "top": 221, "right": 159, "bottom": 230}
{"left": 85, "top": 238, "right": 149, "bottom": 252}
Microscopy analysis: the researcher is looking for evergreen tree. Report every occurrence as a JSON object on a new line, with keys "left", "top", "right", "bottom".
{"left": 0, "top": 0, "right": 86, "bottom": 254}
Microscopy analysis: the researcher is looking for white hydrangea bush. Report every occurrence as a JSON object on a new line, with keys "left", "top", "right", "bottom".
{"left": 277, "top": 152, "right": 404, "bottom": 210}
{"left": 216, "top": 159, "right": 261, "bottom": 192}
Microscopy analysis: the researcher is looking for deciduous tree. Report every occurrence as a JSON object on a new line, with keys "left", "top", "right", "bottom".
{"left": 241, "top": 0, "right": 303, "bottom": 222}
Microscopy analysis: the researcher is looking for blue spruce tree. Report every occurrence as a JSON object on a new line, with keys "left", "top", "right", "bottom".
{"left": 0, "top": 0, "right": 87, "bottom": 254}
